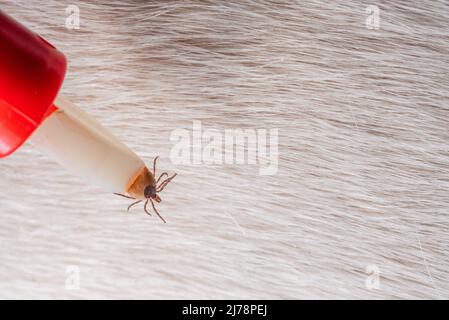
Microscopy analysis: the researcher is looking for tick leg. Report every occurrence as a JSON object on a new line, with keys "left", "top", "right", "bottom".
{"left": 150, "top": 198, "right": 166, "bottom": 223}
{"left": 157, "top": 173, "right": 177, "bottom": 192}
{"left": 127, "top": 200, "right": 142, "bottom": 211}
{"left": 114, "top": 193, "right": 135, "bottom": 199}
{"left": 157, "top": 172, "right": 168, "bottom": 184}
{"left": 153, "top": 156, "right": 160, "bottom": 176}
{"left": 144, "top": 200, "right": 152, "bottom": 216}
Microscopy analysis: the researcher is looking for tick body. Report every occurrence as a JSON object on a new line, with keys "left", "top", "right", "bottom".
{"left": 115, "top": 156, "right": 177, "bottom": 223}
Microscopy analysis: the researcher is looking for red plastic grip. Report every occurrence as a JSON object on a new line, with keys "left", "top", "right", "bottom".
{"left": 0, "top": 10, "right": 66, "bottom": 157}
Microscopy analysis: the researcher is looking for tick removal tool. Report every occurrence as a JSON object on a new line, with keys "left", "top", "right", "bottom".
{"left": 0, "top": 11, "right": 176, "bottom": 222}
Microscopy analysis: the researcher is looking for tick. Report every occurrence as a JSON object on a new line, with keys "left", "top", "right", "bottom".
{"left": 114, "top": 156, "right": 176, "bottom": 223}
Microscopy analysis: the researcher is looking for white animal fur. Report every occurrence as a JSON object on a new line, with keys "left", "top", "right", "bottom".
{"left": 0, "top": 0, "right": 448, "bottom": 299}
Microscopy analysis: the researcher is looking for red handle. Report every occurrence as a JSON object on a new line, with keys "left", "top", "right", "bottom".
{"left": 0, "top": 10, "right": 66, "bottom": 157}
